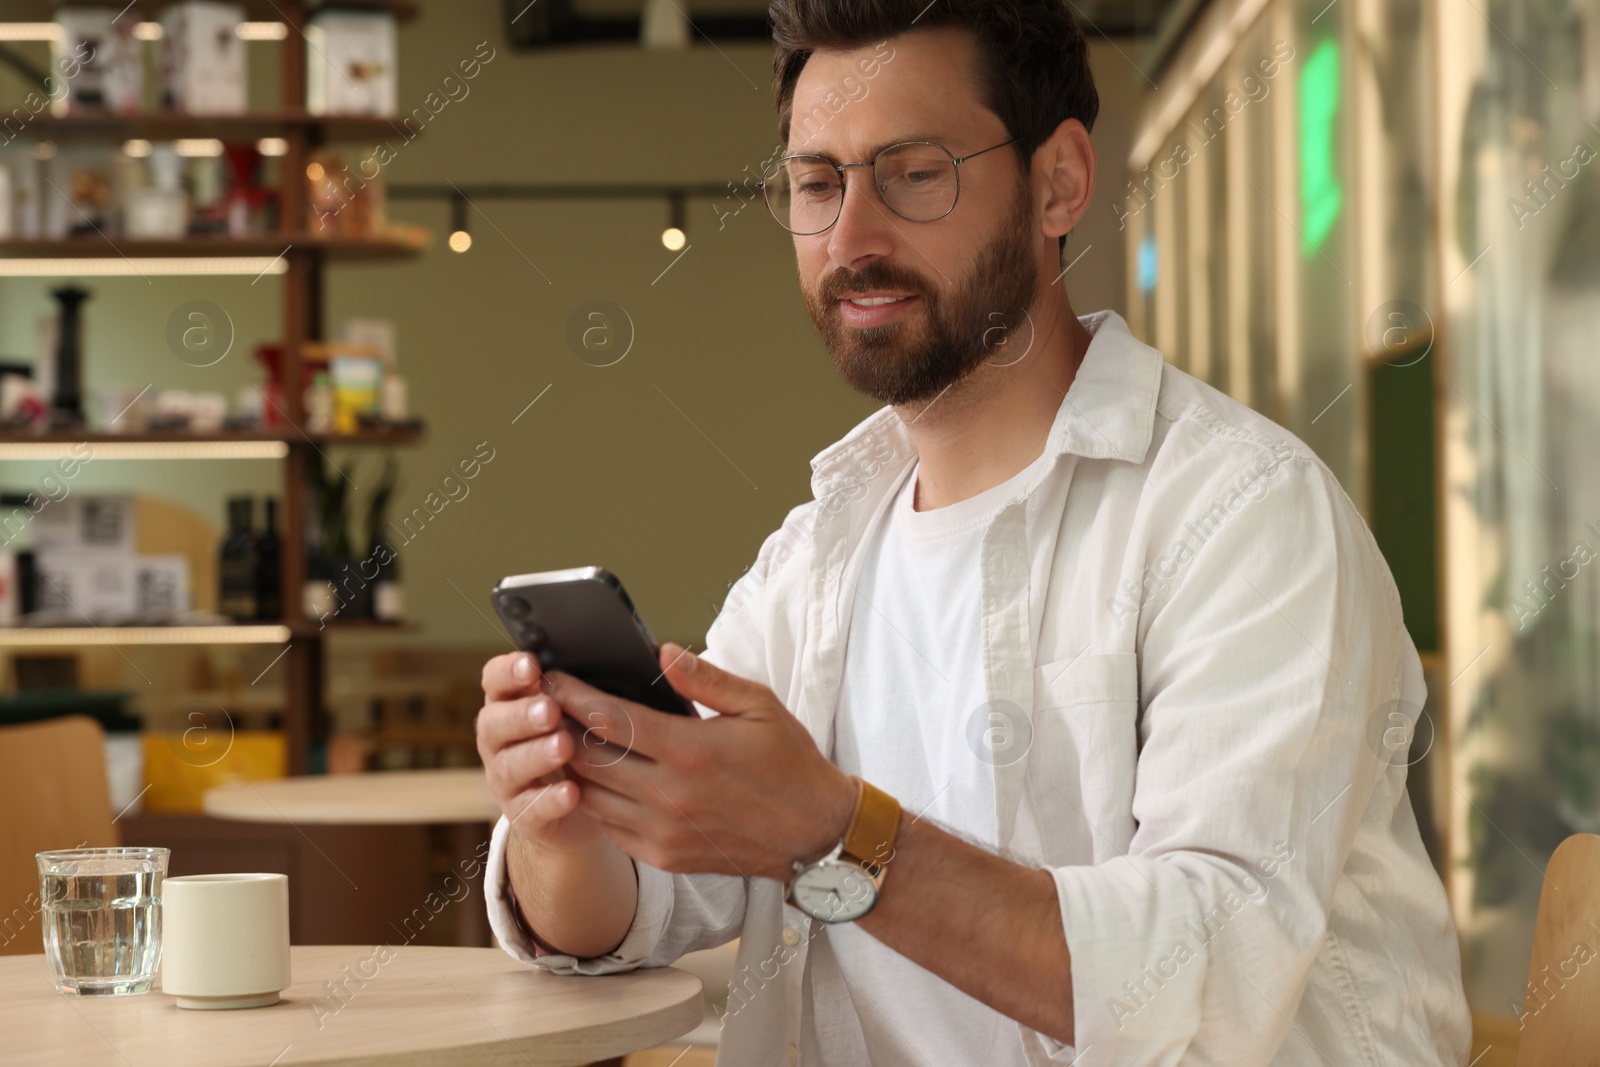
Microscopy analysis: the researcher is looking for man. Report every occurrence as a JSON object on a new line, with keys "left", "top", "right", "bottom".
{"left": 476, "top": 1, "right": 1472, "bottom": 1063}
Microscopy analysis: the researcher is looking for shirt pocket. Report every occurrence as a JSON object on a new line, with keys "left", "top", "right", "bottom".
{"left": 1026, "top": 652, "right": 1141, "bottom": 866}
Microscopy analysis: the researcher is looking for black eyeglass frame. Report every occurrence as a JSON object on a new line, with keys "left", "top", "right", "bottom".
{"left": 757, "top": 136, "right": 1022, "bottom": 235}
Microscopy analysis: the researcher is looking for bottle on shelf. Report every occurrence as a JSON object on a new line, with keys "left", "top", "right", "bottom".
{"left": 303, "top": 552, "right": 335, "bottom": 622}
{"left": 218, "top": 496, "right": 259, "bottom": 621}
{"left": 256, "top": 497, "right": 281, "bottom": 621}
{"left": 372, "top": 540, "right": 402, "bottom": 622}
{"left": 305, "top": 371, "right": 334, "bottom": 434}
{"left": 365, "top": 455, "right": 401, "bottom": 623}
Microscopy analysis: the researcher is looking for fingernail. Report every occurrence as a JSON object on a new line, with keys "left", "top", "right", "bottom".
{"left": 513, "top": 654, "right": 533, "bottom": 682}
{"left": 544, "top": 734, "right": 562, "bottom": 757}
{"left": 680, "top": 647, "right": 699, "bottom": 672}
{"left": 528, "top": 698, "right": 550, "bottom": 727}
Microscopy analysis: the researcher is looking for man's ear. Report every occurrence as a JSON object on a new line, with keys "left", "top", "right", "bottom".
{"left": 1036, "top": 118, "right": 1096, "bottom": 244}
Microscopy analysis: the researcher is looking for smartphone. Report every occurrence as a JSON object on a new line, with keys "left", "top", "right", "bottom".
{"left": 491, "top": 567, "right": 697, "bottom": 717}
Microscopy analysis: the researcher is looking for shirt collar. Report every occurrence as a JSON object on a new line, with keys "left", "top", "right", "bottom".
{"left": 808, "top": 309, "right": 1163, "bottom": 498}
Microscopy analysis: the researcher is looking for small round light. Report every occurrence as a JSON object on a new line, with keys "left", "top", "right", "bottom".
{"left": 661, "top": 226, "right": 687, "bottom": 252}
{"left": 123, "top": 139, "right": 152, "bottom": 158}
{"left": 306, "top": 162, "right": 325, "bottom": 181}
{"left": 448, "top": 230, "right": 473, "bottom": 253}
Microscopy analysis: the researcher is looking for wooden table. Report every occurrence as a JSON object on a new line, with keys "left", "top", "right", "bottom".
{"left": 3, "top": 945, "right": 702, "bottom": 1066}
{"left": 204, "top": 769, "right": 500, "bottom": 825}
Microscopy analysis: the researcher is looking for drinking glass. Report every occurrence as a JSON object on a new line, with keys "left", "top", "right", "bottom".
{"left": 36, "top": 847, "right": 170, "bottom": 995}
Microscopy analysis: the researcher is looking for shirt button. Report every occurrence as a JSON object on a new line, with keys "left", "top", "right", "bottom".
{"left": 782, "top": 925, "right": 800, "bottom": 947}
{"left": 787, "top": 1043, "right": 799, "bottom": 1065}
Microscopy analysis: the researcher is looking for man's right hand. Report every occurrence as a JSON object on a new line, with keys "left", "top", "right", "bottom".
{"left": 477, "top": 651, "right": 605, "bottom": 852}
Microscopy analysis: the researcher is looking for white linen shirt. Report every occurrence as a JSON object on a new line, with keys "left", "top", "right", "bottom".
{"left": 484, "top": 309, "right": 1472, "bottom": 1066}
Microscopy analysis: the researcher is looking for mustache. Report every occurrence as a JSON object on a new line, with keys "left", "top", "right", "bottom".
{"left": 822, "top": 268, "right": 933, "bottom": 303}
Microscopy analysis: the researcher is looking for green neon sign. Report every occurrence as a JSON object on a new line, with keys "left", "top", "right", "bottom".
{"left": 1299, "top": 39, "right": 1343, "bottom": 256}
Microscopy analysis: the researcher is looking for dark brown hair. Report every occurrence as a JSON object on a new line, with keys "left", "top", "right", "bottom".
{"left": 769, "top": 0, "right": 1099, "bottom": 163}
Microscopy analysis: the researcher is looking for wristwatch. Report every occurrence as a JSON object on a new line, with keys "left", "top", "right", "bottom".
{"left": 786, "top": 777, "right": 900, "bottom": 923}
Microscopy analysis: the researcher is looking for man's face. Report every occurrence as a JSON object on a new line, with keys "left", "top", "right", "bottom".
{"left": 789, "top": 27, "right": 1043, "bottom": 407}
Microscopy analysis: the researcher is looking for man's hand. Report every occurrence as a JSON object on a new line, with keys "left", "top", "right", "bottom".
{"left": 478, "top": 651, "right": 640, "bottom": 960}
{"left": 553, "top": 642, "right": 858, "bottom": 883}
{"left": 477, "top": 651, "right": 605, "bottom": 851}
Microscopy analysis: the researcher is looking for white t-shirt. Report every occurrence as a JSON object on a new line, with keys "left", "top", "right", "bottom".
{"left": 828, "top": 446, "right": 1056, "bottom": 1067}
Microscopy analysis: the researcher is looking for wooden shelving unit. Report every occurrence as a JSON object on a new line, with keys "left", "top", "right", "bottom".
{"left": 0, "top": 0, "right": 423, "bottom": 774}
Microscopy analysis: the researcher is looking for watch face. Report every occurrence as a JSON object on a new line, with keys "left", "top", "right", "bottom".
{"left": 791, "top": 861, "right": 877, "bottom": 922}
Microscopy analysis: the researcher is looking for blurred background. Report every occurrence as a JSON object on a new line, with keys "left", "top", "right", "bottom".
{"left": 0, "top": 0, "right": 1593, "bottom": 1061}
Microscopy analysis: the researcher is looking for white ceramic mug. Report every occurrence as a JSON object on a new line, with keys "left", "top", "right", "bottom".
{"left": 160, "top": 873, "right": 291, "bottom": 1010}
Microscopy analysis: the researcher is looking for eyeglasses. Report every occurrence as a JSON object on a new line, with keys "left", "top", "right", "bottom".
{"left": 758, "top": 137, "right": 1021, "bottom": 235}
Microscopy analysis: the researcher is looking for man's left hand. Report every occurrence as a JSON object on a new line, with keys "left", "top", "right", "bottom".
{"left": 548, "top": 643, "right": 857, "bottom": 883}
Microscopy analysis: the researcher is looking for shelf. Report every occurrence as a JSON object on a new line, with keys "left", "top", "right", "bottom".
{"left": 0, "top": 624, "right": 291, "bottom": 647}
{"left": 0, "top": 427, "right": 423, "bottom": 459}
{"left": 288, "top": 619, "right": 419, "bottom": 636}
{"left": 21, "top": 112, "right": 421, "bottom": 145}
{"left": 0, "top": 234, "right": 427, "bottom": 261}
{"left": 4, "top": 1, "right": 418, "bottom": 22}
{"left": 0, "top": 620, "right": 417, "bottom": 646}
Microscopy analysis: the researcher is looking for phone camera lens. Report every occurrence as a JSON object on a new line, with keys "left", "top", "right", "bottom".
{"left": 521, "top": 623, "right": 547, "bottom": 647}
{"left": 501, "top": 596, "right": 530, "bottom": 621}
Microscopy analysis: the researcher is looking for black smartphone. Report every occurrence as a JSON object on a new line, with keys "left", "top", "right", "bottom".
{"left": 491, "top": 567, "right": 697, "bottom": 717}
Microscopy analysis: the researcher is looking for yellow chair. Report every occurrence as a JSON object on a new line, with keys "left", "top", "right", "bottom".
{"left": 1514, "top": 832, "right": 1600, "bottom": 1066}
{"left": 0, "top": 716, "right": 119, "bottom": 956}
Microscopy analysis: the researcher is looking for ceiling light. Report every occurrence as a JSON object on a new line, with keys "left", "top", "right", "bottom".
{"left": 449, "top": 193, "right": 472, "bottom": 253}
{"left": 661, "top": 192, "right": 687, "bottom": 251}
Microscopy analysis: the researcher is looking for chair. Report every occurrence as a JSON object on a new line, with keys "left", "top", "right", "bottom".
{"left": 0, "top": 716, "right": 119, "bottom": 956}
{"left": 1515, "top": 832, "right": 1600, "bottom": 1066}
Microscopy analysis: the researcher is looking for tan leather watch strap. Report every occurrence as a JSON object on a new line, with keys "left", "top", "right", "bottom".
{"left": 841, "top": 777, "right": 900, "bottom": 873}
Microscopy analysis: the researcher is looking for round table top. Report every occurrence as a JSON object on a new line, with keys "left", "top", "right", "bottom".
{"left": 205, "top": 769, "right": 500, "bottom": 825}
{"left": 3, "top": 944, "right": 703, "bottom": 1066}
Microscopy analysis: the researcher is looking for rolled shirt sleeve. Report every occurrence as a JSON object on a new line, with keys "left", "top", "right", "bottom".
{"left": 484, "top": 814, "right": 682, "bottom": 973}
{"left": 1044, "top": 455, "right": 1416, "bottom": 1065}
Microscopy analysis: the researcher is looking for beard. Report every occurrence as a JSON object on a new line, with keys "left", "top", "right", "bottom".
{"left": 802, "top": 176, "right": 1041, "bottom": 407}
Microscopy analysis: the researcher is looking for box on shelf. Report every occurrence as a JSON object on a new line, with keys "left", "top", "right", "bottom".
{"left": 159, "top": 2, "right": 247, "bottom": 115}
{"left": 329, "top": 353, "right": 382, "bottom": 434}
{"left": 52, "top": 7, "right": 143, "bottom": 116}
{"left": 0, "top": 148, "right": 42, "bottom": 238}
{"left": 306, "top": 150, "right": 387, "bottom": 236}
{"left": 307, "top": 10, "right": 398, "bottom": 117}
{"left": 142, "top": 729, "right": 286, "bottom": 812}
{"left": 134, "top": 555, "right": 192, "bottom": 616}
{"left": 31, "top": 550, "right": 194, "bottom": 621}
{"left": 0, "top": 550, "right": 17, "bottom": 625}
{"left": 31, "top": 494, "right": 136, "bottom": 554}
{"left": 34, "top": 548, "right": 137, "bottom": 617}
{"left": 43, "top": 147, "right": 115, "bottom": 239}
